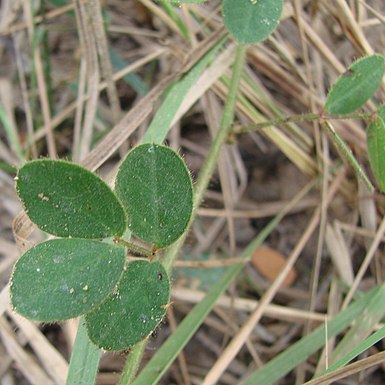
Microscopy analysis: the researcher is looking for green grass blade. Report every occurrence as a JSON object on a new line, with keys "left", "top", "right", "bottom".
{"left": 319, "top": 323, "right": 385, "bottom": 376}
{"left": 142, "top": 39, "right": 223, "bottom": 144}
{"left": 241, "top": 287, "right": 380, "bottom": 385}
{"left": 66, "top": 319, "right": 100, "bottom": 385}
{"left": 330, "top": 283, "right": 385, "bottom": 363}
{"left": 323, "top": 120, "right": 374, "bottom": 192}
{"left": 0, "top": 161, "right": 17, "bottom": 174}
{"left": 109, "top": 48, "right": 148, "bottom": 96}
{"left": 161, "top": 1, "right": 189, "bottom": 40}
{"left": 0, "top": 104, "right": 24, "bottom": 163}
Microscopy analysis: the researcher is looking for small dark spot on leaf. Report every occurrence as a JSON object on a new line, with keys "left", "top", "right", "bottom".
{"left": 157, "top": 273, "right": 163, "bottom": 280}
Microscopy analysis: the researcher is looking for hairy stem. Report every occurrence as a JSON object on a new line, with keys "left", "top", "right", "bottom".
{"left": 114, "top": 237, "right": 154, "bottom": 258}
{"left": 118, "top": 341, "right": 146, "bottom": 385}
{"left": 234, "top": 112, "right": 373, "bottom": 134}
{"left": 164, "top": 43, "right": 247, "bottom": 273}
{"left": 118, "top": 44, "right": 247, "bottom": 384}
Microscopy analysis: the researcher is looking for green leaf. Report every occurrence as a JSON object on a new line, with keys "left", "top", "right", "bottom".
{"left": 132, "top": 265, "right": 242, "bottom": 385}
{"left": 85, "top": 260, "right": 170, "bottom": 351}
{"left": 222, "top": 0, "right": 283, "bottom": 45}
{"left": 325, "top": 55, "right": 385, "bottom": 115}
{"left": 10, "top": 239, "right": 126, "bottom": 322}
{"left": 16, "top": 159, "right": 127, "bottom": 239}
{"left": 367, "top": 105, "right": 385, "bottom": 192}
{"left": 115, "top": 144, "right": 193, "bottom": 248}
{"left": 132, "top": 190, "right": 295, "bottom": 385}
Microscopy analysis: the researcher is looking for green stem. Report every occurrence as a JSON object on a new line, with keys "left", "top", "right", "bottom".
{"left": 163, "top": 44, "right": 247, "bottom": 273}
{"left": 118, "top": 44, "right": 247, "bottom": 384}
{"left": 234, "top": 109, "right": 375, "bottom": 193}
{"left": 118, "top": 341, "right": 147, "bottom": 385}
{"left": 194, "top": 44, "right": 247, "bottom": 205}
{"left": 234, "top": 112, "right": 373, "bottom": 133}
{"left": 322, "top": 120, "right": 374, "bottom": 192}
{"left": 114, "top": 237, "right": 154, "bottom": 258}
{"left": 163, "top": 44, "right": 246, "bottom": 273}
{"left": 164, "top": 44, "right": 247, "bottom": 273}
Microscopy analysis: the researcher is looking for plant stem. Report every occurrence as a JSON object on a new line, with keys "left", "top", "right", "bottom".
{"left": 114, "top": 237, "right": 154, "bottom": 258}
{"left": 234, "top": 112, "right": 374, "bottom": 133}
{"left": 118, "top": 44, "right": 247, "bottom": 384}
{"left": 322, "top": 120, "right": 374, "bottom": 192}
{"left": 194, "top": 44, "right": 247, "bottom": 205}
{"left": 234, "top": 109, "right": 375, "bottom": 192}
{"left": 163, "top": 44, "right": 247, "bottom": 273}
{"left": 118, "top": 341, "right": 147, "bottom": 385}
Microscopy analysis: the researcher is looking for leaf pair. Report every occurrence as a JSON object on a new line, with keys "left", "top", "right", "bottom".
{"left": 11, "top": 143, "right": 193, "bottom": 350}
{"left": 11, "top": 239, "right": 170, "bottom": 350}
{"left": 15, "top": 143, "right": 193, "bottom": 248}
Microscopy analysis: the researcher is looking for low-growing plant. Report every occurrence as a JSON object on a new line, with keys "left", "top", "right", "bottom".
{"left": 8, "top": 1, "right": 385, "bottom": 385}
{"left": 11, "top": 143, "right": 193, "bottom": 350}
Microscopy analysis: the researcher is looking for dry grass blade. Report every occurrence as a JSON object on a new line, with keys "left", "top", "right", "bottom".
{"left": 21, "top": 0, "right": 56, "bottom": 159}
{"left": 0, "top": 2, "right": 76, "bottom": 36}
{"left": 172, "top": 287, "right": 327, "bottom": 324}
{"left": 359, "top": 0, "right": 385, "bottom": 26}
{"left": 8, "top": 312, "right": 68, "bottom": 384}
{"left": 74, "top": 0, "right": 100, "bottom": 161}
{"left": 31, "top": 48, "right": 166, "bottom": 145}
{"left": 81, "top": 27, "right": 225, "bottom": 171}
{"left": 325, "top": 222, "right": 354, "bottom": 285}
{"left": 343, "top": 214, "right": 385, "bottom": 309}
{"left": 88, "top": 0, "right": 121, "bottom": 123}
{"left": 13, "top": 31, "right": 37, "bottom": 158}
{"left": 303, "top": 350, "right": 385, "bottom": 385}
{"left": 200, "top": 171, "right": 345, "bottom": 385}
{"left": 0, "top": 286, "right": 10, "bottom": 319}
{"left": 0, "top": 318, "right": 55, "bottom": 385}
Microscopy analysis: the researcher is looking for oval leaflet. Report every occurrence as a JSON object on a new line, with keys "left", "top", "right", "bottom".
{"left": 115, "top": 143, "right": 193, "bottom": 248}
{"left": 10, "top": 239, "right": 126, "bottom": 321}
{"left": 85, "top": 260, "right": 170, "bottom": 350}
{"left": 16, "top": 159, "right": 127, "bottom": 239}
